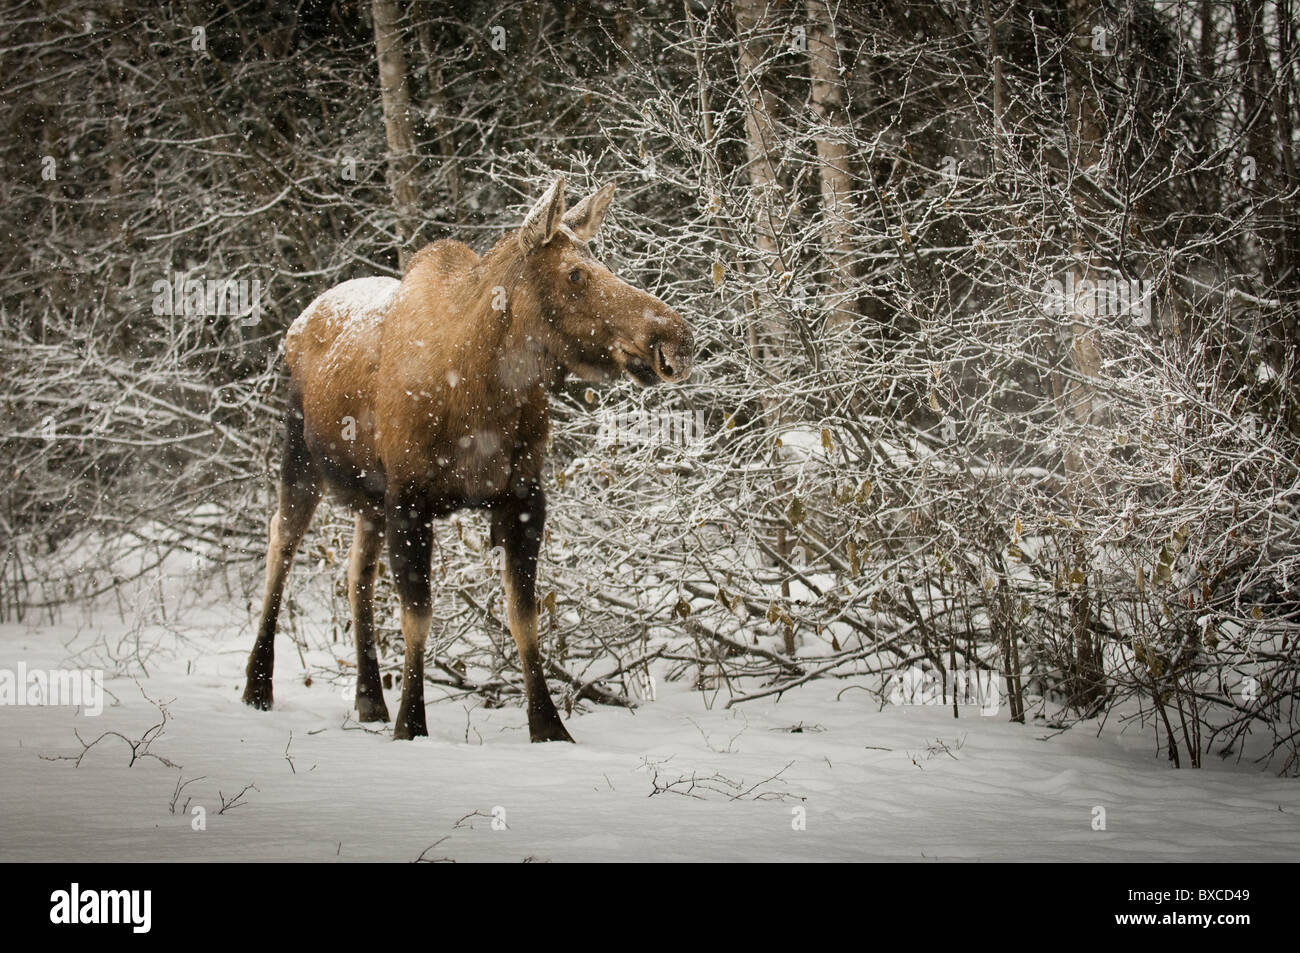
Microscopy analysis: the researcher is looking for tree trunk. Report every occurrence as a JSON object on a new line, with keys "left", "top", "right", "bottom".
{"left": 733, "top": 0, "right": 787, "bottom": 368}
{"left": 806, "top": 0, "right": 855, "bottom": 330}
{"left": 370, "top": 0, "right": 420, "bottom": 270}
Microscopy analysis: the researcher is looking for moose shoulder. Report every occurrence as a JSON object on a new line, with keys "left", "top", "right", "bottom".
{"left": 242, "top": 179, "right": 694, "bottom": 742}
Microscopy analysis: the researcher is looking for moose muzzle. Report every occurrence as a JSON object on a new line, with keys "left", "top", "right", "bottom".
{"left": 649, "top": 311, "right": 694, "bottom": 384}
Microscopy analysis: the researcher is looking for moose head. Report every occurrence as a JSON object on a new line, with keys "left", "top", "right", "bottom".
{"left": 513, "top": 177, "right": 695, "bottom": 388}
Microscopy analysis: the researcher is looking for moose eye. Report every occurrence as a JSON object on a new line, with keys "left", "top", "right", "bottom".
{"left": 568, "top": 269, "right": 583, "bottom": 285}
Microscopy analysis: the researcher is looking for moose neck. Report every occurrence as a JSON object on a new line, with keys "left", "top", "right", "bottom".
{"left": 472, "top": 239, "right": 564, "bottom": 400}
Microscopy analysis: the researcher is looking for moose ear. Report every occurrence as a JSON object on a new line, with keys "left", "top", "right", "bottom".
{"left": 562, "top": 183, "right": 616, "bottom": 241}
{"left": 518, "top": 177, "right": 567, "bottom": 253}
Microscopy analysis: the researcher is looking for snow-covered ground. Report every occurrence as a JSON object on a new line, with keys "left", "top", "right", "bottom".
{"left": 2, "top": 562, "right": 1297, "bottom": 863}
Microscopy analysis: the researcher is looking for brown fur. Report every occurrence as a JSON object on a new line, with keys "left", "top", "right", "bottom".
{"left": 242, "top": 180, "right": 693, "bottom": 742}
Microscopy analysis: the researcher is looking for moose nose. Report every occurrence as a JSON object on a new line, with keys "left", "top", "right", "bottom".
{"left": 651, "top": 317, "right": 694, "bottom": 383}
{"left": 647, "top": 308, "right": 696, "bottom": 382}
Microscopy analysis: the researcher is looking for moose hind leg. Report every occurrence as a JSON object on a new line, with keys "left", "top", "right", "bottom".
{"left": 388, "top": 489, "right": 433, "bottom": 739}
{"left": 349, "top": 507, "right": 390, "bottom": 722}
{"left": 242, "top": 405, "right": 321, "bottom": 710}
{"left": 492, "top": 485, "right": 573, "bottom": 743}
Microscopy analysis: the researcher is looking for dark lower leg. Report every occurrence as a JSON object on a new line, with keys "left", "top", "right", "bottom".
{"left": 517, "top": 641, "right": 573, "bottom": 742}
{"left": 392, "top": 607, "right": 430, "bottom": 739}
{"left": 388, "top": 488, "right": 433, "bottom": 740}
{"left": 493, "top": 486, "right": 573, "bottom": 743}
{"left": 243, "top": 479, "right": 319, "bottom": 710}
{"left": 349, "top": 509, "right": 389, "bottom": 722}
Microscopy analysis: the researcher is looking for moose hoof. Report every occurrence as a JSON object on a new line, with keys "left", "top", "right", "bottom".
{"left": 242, "top": 679, "right": 273, "bottom": 711}
{"left": 529, "top": 718, "right": 575, "bottom": 744}
{"left": 393, "top": 707, "right": 427, "bottom": 740}
{"left": 356, "top": 693, "right": 390, "bottom": 723}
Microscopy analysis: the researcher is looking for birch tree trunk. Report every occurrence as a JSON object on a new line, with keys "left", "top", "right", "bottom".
{"left": 371, "top": 0, "right": 419, "bottom": 270}
{"left": 733, "top": 0, "right": 786, "bottom": 365}
{"left": 806, "top": 0, "right": 855, "bottom": 330}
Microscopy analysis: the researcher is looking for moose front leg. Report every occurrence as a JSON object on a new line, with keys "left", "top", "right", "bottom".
{"left": 492, "top": 484, "right": 574, "bottom": 743}
{"left": 387, "top": 488, "right": 434, "bottom": 740}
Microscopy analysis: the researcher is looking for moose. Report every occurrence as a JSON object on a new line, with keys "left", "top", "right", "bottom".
{"left": 242, "top": 178, "right": 694, "bottom": 742}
